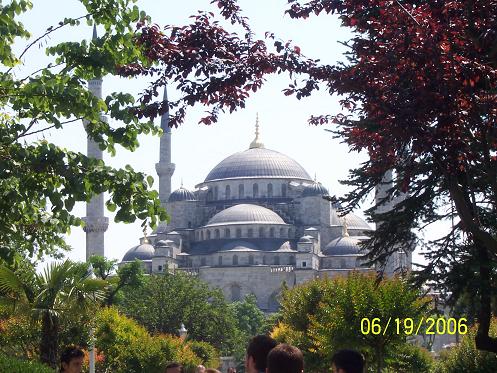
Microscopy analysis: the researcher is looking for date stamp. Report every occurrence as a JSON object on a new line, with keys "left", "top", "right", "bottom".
{"left": 360, "top": 317, "right": 467, "bottom": 336}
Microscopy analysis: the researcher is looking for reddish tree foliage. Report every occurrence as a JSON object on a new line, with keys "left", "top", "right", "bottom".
{"left": 125, "top": 0, "right": 497, "bottom": 353}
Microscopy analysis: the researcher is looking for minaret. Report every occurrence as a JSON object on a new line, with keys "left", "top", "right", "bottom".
{"left": 83, "top": 25, "right": 109, "bottom": 260}
{"left": 155, "top": 85, "right": 175, "bottom": 206}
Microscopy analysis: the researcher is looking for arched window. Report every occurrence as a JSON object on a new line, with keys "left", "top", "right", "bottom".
{"left": 279, "top": 227, "right": 284, "bottom": 238}
{"left": 233, "top": 255, "right": 239, "bottom": 265}
{"left": 214, "top": 186, "right": 218, "bottom": 200}
{"left": 215, "top": 229, "right": 220, "bottom": 239}
{"left": 259, "top": 227, "right": 264, "bottom": 238}
{"left": 263, "top": 256, "right": 267, "bottom": 265}
{"left": 188, "top": 221, "right": 192, "bottom": 228}
{"left": 239, "top": 184, "right": 244, "bottom": 198}
{"left": 207, "top": 230, "right": 211, "bottom": 240}
{"left": 236, "top": 228, "right": 242, "bottom": 238}
{"left": 225, "top": 228, "right": 231, "bottom": 238}
{"left": 249, "top": 255, "right": 254, "bottom": 265}
{"left": 206, "top": 190, "right": 213, "bottom": 201}
{"left": 269, "top": 227, "right": 275, "bottom": 238}
{"left": 253, "top": 183, "right": 259, "bottom": 198}
{"left": 247, "top": 228, "right": 253, "bottom": 238}
{"left": 287, "top": 228, "right": 291, "bottom": 238}
{"left": 267, "top": 183, "right": 273, "bottom": 198}
{"left": 218, "top": 256, "right": 223, "bottom": 266}
{"left": 200, "top": 231, "right": 204, "bottom": 240}
{"left": 225, "top": 185, "right": 231, "bottom": 200}
{"left": 196, "top": 231, "right": 199, "bottom": 240}
{"left": 200, "top": 257, "right": 206, "bottom": 266}
{"left": 281, "top": 183, "right": 287, "bottom": 197}
{"left": 231, "top": 284, "right": 241, "bottom": 301}
{"left": 273, "top": 256, "right": 280, "bottom": 265}
{"left": 289, "top": 255, "right": 296, "bottom": 265}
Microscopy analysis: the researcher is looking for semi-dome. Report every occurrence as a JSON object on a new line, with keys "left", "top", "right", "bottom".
{"left": 221, "top": 240, "right": 260, "bottom": 252}
{"left": 204, "top": 148, "right": 312, "bottom": 182}
{"left": 168, "top": 186, "right": 196, "bottom": 202}
{"left": 122, "top": 242, "right": 155, "bottom": 261}
{"left": 302, "top": 182, "right": 329, "bottom": 197}
{"left": 205, "top": 204, "right": 286, "bottom": 227}
{"left": 345, "top": 213, "right": 372, "bottom": 230}
{"left": 323, "top": 236, "right": 365, "bottom": 256}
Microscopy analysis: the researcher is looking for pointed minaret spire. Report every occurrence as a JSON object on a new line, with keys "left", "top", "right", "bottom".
{"left": 249, "top": 112, "right": 264, "bottom": 149}
{"left": 83, "top": 26, "right": 108, "bottom": 261}
{"left": 92, "top": 23, "right": 98, "bottom": 41}
{"left": 156, "top": 85, "right": 175, "bottom": 206}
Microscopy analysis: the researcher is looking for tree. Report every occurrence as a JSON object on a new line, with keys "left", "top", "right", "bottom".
{"left": 229, "top": 294, "right": 267, "bottom": 369}
{"left": 104, "top": 260, "right": 144, "bottom": 306}
{"left": 282, "top": 0, "right": 497, "bottom": 354}
{"left": 1, "top": 0, "right": 167, "bottom": 262}
{"left": 88, "top": 255, "right": 117, "bottom": 280}
{"left": 119, "top": 272, "right": 238, "bottom": 354}
{"left": 433, "top": 318, "right": 497, "bottom": 373}
{"left": 273, "top": 273, "right": 431, "bottom": 373}
{"left": 0, "top": 260, "right": 104, "bottom": 368}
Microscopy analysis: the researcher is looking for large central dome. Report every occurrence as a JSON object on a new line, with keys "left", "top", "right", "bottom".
{"left": 204, "top": 147, "right": 312, "bottom": 182}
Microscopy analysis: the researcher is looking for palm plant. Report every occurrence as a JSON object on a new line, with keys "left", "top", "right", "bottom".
{"left": 0, "top": 260, "right": 105, "bottom": 368}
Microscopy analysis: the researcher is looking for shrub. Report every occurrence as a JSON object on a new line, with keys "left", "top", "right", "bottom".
{"left": 188, "top": 340, "right": 220, "bottom": 369}
{"left": 0, "top": 353, "right": 54, "bottom": 373}
{"left": 433, "top": 318, "right": 497, "bottom": 373}
{"left": 95, "top": 307, "right": 201, "bottom": 373}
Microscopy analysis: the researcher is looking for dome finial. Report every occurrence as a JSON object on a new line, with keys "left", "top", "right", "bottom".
{"left": 142, "top": 226, "right": 149, "bottom": 243}
{"left": 314, "top": 172, "right": 317, "bottom": 182}
{"left": 181, "top": 178, "right": 183, "bottom": 188}
{"left": 342, "top": 216, "right": 350, "bottom": 237}
{"left": 249, "top": 113, "right": 264, "bottom": 149}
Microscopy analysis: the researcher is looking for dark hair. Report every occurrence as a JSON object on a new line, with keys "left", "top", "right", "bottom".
{"left": 331, "top": 349, "right": 365, "bottom": 373}
{"left": 246, "top": 335, "right": 278, "bottom": 371}
{"left": 60, "top": 345, "right": 84, "bottom": 371}
{"left": 266, "top": 343, "right": 303, "bottom": 373}
{"left": 165, "top": 362, "right": 183, "bottom": 372}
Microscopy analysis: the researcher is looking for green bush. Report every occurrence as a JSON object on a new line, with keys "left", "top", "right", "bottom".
{"left": 188, "top": 340, "right": 220, "bottom": 368}
{"left": 95, "top": 307, "right": 202, "bottom": 373}
{"left": 0, "top": 353, "right": 54, "bottom": 373}
{"left": 433, "top": 318, "right": 497, "bottom": 373}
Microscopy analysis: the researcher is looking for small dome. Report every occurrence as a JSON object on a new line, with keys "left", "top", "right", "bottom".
{"left": 204, "top": 148, "right": 312, "bottom": 182}
{"left": 302, "top": 182, "right": 329, "bottom": 197}
{"left": 205, "top": 204, "right": 286, "bottom": 227}
{"left": 122, "top": 242, "right": 155, "bottom": 261}
{"left": 155, "top": 239, "right": 174, "bottom": 247}
{"left": 323, "top": 236, "right": 365, "bottom": 256}
{"left": 168, "top": 187, "right": 196, "bottom": 202}
{"left": 298, "top": 235, "right": 313, "bottom": 243}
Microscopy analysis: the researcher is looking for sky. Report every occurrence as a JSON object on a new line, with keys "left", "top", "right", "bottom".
{"left": 13, "top": 0, "right": 436, "bottom": 266}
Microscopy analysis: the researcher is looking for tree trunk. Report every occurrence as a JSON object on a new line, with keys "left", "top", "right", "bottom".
{"left": 40, "top": 312, "right": 59, "bottom": 369}
{"left": 475, "top": 244, "right": 497, "bottom": 353}
{"left": 375, "top": 345, "right": 383, "bottom": 373}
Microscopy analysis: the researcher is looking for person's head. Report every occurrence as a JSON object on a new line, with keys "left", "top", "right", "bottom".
{"left": 245, "top": 335, "right": 278, "bottom": 373}
{"left": 196, "top": 365, "right": 206, "bottom": 373}
{"left": 266, "top": 343, "right": 303, "bottom": 373}
{"left": 205, "top": 369, "right": 221, "bottom": 373}
{"left": 60, "top": 345, "right": 84, "bottom": 373}
{"left": 165, "top": 362, "right": 183, "bottom": 373}
{"left": 331, "top": 349, "right": 365, "bottom": 373}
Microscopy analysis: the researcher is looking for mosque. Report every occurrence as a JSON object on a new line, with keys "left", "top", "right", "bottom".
{"left": 83, "top": 59, "right": 410, "bottom": 311}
